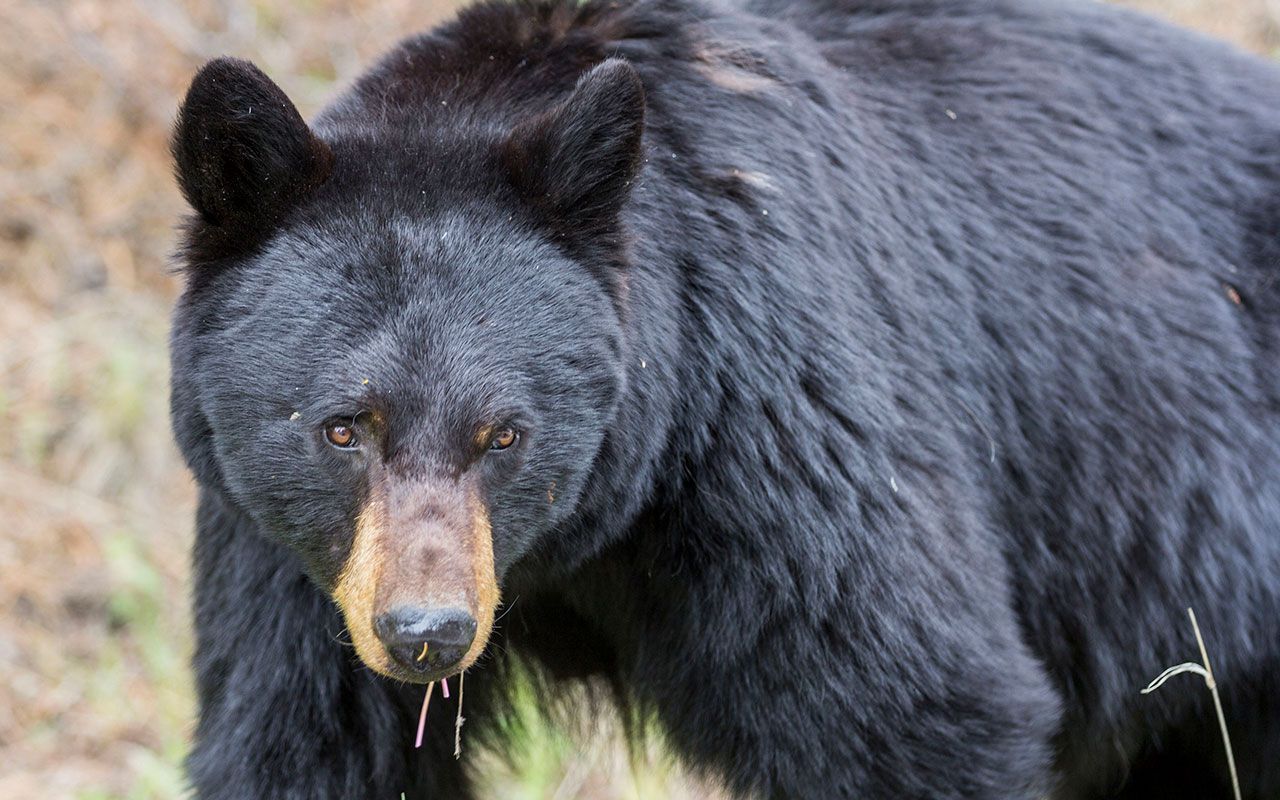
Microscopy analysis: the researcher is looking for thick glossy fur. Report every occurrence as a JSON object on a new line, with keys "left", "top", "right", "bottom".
{"left": 171, "top": 0, "right": 1280, "bottom": 797}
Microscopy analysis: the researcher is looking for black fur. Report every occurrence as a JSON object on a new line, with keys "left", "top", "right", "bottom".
{"left": 172, "top": 57, "right": 333, "bottom": 258}
{"left": 169, "top": 0, "right": 1280, "bottom": 797}
{"left": 503, "top": 59, "right": 646, "bottom": 259}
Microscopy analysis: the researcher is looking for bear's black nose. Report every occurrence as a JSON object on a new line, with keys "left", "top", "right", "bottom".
{"left": 374, "top": 606, "right": 477, "bottom": 674}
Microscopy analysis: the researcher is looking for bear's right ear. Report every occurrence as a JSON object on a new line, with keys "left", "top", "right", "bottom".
{"left": 502, "top": 59, "right": 645, "bottom": 242}
{"left": 172, "top": 57, "right": 332, "bottom": 239}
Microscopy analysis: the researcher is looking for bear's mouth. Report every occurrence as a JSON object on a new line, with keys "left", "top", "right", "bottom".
{"left": 332, "top": 476, "right": 500, "bottom": 684}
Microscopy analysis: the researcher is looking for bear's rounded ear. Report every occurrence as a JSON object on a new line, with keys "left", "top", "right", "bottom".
{"left": 172, "top": 57, "right": 332, "bottom": 240}
{"left": 502, "top": 59, "right": 646, "bottom": 238}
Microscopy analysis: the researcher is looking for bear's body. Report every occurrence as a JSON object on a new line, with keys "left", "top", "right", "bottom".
{"left": 171, "top": 0, "right": 1280, "bottom": 797}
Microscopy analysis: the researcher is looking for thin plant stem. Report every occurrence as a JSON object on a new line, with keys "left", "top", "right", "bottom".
{"left": 1187, "top": 607, "right": 1242, "bottom": 800}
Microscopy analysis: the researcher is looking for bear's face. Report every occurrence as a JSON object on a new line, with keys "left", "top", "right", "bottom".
{"left": 171, "top": 58, "right": 644, "bottom": 683}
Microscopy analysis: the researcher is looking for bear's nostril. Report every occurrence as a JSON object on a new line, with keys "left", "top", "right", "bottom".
{"left": 374, "top": 606, "right": 477, "bottom": 674}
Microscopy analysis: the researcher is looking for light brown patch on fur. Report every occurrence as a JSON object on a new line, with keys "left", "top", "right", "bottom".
{"left": 694, "top": 43, "right": 781, "bottom": 94}
{"left": 334, "top": 499, "right": 396, "bottom": 676}
{"left": 460, "top": 497, "right": 500, "bottom": 670}
{"left": 729, "top": 168, "right": 778, "bottom": 193}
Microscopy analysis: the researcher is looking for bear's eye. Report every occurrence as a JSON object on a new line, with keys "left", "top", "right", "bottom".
{"left": 489, "top": 427, "right": 518, "bottom": 451}
{"left": 325, "top": 422, "right": 358, "bottom": 449}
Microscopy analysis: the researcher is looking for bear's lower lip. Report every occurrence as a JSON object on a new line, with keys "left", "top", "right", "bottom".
{"left": 380, "top": 662, "right": 459, "bottom": 685}
{"left": 388, "top": 644, "right": 467, "bottom": 674}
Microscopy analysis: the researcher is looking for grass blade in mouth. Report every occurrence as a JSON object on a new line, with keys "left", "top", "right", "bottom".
{"left": 414, "top": 682, "right": 435, "bottom": 749}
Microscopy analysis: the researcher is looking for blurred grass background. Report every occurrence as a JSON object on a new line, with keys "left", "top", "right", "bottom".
{"left": 0, "top": 1, "right": 1275, "bottom": 797}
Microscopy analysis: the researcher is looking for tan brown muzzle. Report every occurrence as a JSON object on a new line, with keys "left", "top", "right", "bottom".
{"left": 333, "top": 473, "right": 500, "bottom": 682}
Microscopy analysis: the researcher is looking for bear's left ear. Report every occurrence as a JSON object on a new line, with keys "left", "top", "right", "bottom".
{"left": 502, "top": 59, "right": 646, "bottom": 238}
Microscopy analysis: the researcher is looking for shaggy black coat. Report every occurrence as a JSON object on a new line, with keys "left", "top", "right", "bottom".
{"left": 169, "top": 0, "right": 1280, "bottom": 797}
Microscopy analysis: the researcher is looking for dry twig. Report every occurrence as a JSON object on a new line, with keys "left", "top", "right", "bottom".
{"left": 1140, "top": 607, "right": 1241, "bottom": 800}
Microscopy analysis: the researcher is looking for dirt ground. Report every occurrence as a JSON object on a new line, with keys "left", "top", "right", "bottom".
{"left": 1, "top": 1, "right": 1276, "bottom": 798}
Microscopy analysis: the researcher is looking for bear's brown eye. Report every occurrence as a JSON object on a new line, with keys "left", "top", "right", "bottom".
{"left": 325, "top": 423, "right": 358, "bottom": 449}
{"left": 490, "top": 427, "right": 518, "bottom": 451}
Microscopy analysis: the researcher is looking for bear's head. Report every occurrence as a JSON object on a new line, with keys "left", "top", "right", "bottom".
{"left": 169, "top": 56, "right": 645, "bottom": 683}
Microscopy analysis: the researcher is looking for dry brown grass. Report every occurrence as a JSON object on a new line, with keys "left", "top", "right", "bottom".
{"left": 1, "top": 1, "right": 1275, "bottom": 798}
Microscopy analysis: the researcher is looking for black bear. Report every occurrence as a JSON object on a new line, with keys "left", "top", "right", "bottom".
{"left": 169, "top": 0, "right": 1280, "bottom": 796}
